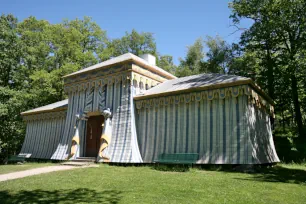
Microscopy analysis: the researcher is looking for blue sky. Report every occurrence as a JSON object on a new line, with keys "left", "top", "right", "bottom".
{"left": 1, "top": 0, "right": 250, "bottom": 65}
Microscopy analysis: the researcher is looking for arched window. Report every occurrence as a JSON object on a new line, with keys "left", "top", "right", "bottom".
{"left": 139, "top": 82, "right": 144, "bottom": 90}
{"left": 133, "top": 79, "right": 138, "bottom": 88}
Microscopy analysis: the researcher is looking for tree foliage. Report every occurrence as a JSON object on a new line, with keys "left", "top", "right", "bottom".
{"left": 0, "top": 15, "right": 173, "bottom": 161}
{"left": 1, "top": 2, "right": 306, "bottom": 161}
{"left": 230, "top": 0, "right": 306, "bottom": 153}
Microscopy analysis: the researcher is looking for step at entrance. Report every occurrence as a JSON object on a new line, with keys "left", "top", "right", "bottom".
{"left": 61, "top": 161, "right": 92, "bottom": 167}
{"left": 74, "top": 157, "right": 96, "bottom": 162}
{"left": 61, "top": 157, "right": 96, "bottom": 166}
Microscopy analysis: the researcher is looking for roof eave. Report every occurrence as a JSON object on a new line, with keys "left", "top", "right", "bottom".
{"left": 21, "top": 107, "right": 67, "bottom": 116}
{"left": 63, "top": 56, "right": 176, "bottom": 80}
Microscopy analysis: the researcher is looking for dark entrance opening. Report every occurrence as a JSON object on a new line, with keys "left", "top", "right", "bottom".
{"left": 85, "top": 115, "right": 104, "bottom": 157}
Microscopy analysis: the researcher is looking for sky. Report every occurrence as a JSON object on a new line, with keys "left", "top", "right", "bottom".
{"left": 1, "top": 0, "right": 251, "bottom": 65}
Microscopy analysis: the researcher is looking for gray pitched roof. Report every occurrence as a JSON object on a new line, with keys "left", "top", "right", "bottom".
{"left": 135, "top": 73, "right": 251, "bottom": 98}
{"left": 21, "top": 99, "right": 68, "bottom": 115}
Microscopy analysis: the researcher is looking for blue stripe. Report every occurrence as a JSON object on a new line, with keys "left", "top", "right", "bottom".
{"left": 91, "top": 87, "right": 94, "bottom": 111}
{"left": 129, "top": 150, "right": 132, "bottom": 162}
{"left": 163, "top": 108, "right": 168, "bottom": 153}
{"left": 119, "top": 83, "right": 131, "bottom": 162}
{"left": 209, "top": 102, "right": 213, "bottom": 163}
{"left": 168, "top": 106, "right": 173, "bottom": 153}
{"left": 229, "top": 98, "right": 233, "bottom": 163}
{"left": 105, "top": 84, "right": 108, "bottom": 105}
{"left": 151, "top": 109, "right": 158, "bottom": 161}
{"left": 174, "top": 105, "right": 178, "bottom": 153}
{"left": 204, "top": 102, "right": 207, "bottom": 159}
{"left": 223, "top": 100, "right": 226, "bottom": 163}
{"left": 82, "top": 90, "right": 88, "bottom": 157}
{"left": 111, "top": 83, "right": 115, "bottom": 112}
{"left": 143, "top": 109, "right": 148, "bottom": 159}
{"left": 112, "top": 81, "right": 122, "bottom": 160}
{"left": 236, "top": 100, "right": 240, "bottom": 163}
{"left": 39, "top": 120, "right": 48, "bottom": 158}
{"left": 63, "top": 94, "right": 76, "bottom": 159}
{"left": 185, "top": 105, "right": 189, "bottom": 152}
{"left": 216, "top": 100, "right": 219, "bottom": 163}
{"left": 244, "top": 97, "right": 248, "bottom": 163}
{"left": 197, "top": 103, "right": 201, "bottom": 154}
{"left": 31, "top": 120, "right": 40, "bottom": 158}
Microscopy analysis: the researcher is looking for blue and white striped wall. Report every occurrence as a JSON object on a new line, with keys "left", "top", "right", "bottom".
{"left": 135, "top": 87, "right": 279, "bottom": 164}
{"left": 50, "top": 73, "right": 147, "bottom": 162}
{"left": 19, "top": 111, "right": 66, "bottom": 159}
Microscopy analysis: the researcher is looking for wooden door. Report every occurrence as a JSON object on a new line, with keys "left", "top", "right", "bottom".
{"left": 85, "top": 115, "right": 104, "bottom": 157}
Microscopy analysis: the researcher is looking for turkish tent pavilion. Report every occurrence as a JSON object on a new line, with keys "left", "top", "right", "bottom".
{"left": 19, "top": 53, "right": 279, "bottom": 164}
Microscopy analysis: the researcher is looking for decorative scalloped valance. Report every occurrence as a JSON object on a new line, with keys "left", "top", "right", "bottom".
{"left": 64, "top": 70, "right": 161, "bottom": 94}
{"left": 64, "top": 72, "right": 131, "bottom": 94}
{"left": 132, "top": 72, "right": 160, "bottom": 88}
{"left": 135, "top": 85, "right": 274, "bottom": 117}
{"left": 23, "top": 110, "right": 67, "bottom": 122}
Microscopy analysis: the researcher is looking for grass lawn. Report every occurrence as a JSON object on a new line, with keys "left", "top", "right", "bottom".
{"left": 0, "top": 162, "right": 54, "bottom": 175}
{"left": 0, "top": 163, "right": 305, "bottom": 204}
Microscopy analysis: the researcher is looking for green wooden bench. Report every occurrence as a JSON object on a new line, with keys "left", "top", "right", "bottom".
{"left": 7, "top": 155, "right": 26, "bottom": 163}
{"left": 155, "top": 153, "right": 199, "bottom": 164}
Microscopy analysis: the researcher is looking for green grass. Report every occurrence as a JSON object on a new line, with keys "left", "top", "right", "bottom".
{"left": 0, "top": 162, "right": 54, "bottom": 175}
{"left": 0, "top": 163, "right": 305, "bottom": 204}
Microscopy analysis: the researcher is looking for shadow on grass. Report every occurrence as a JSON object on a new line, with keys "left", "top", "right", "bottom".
{"left": 0, "top": 188, "right": 122, "bottom": 204}
{"left": 197, "top": 164, "right": 306, "bottom": 185}
{"left": 152, "top": 163, "right": 306, "bottom": 184}
{"left": 234, "top": 165, "right": 306, "bottom": 185}
{"left": 151, "top": 164, "right": 190, "bottom": 172}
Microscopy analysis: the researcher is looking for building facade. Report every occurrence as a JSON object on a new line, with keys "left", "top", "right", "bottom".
{"left": 19, "top": 53, "right": 279, "bottom": 164}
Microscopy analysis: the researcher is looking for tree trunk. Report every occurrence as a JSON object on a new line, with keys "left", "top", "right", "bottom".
{"left": 291, "top": 74, "right": 305, "bottom": 145}
{"left": 266, "top": 47, "right": 275, "bottom": 129}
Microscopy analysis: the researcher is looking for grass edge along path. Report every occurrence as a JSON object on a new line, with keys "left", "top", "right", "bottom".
{"left": 0, "top": 162, "right": 54, "bottom": 175}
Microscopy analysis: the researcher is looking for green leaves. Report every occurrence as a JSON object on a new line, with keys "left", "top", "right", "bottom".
{"left": 0, "top": 14, "right": 172, "bottom": 161}
{"left": 106, "top": 29, "right": 157, "bottom": 58}
{"left": 230, "top": 0, "right": 306, "bottom": 151}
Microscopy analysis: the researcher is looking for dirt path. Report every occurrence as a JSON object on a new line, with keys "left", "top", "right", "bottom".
{"left": 0, "top": 165, "right": 79, "bottom": 182}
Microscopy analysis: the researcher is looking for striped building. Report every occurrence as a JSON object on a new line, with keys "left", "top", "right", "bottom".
{"left": 19, "top": 53, "right": 279, "bottom": 164}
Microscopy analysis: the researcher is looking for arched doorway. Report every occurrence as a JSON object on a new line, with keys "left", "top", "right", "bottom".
{"left": 85, "top": 115, "right": 104, "bottom": 157}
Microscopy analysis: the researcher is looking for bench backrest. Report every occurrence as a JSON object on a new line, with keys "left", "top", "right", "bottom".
{"left": 158, "top": 153, "right": 198, "bottom": 162}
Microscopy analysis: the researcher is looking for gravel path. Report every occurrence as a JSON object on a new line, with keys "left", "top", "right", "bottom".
{"left": 0, "top": 165, "right": 78, "bottom": 182}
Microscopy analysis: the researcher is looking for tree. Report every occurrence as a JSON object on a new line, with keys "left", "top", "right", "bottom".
{"left": 106, "top": 29, "right": 157, "bottom": 59}
{"left": 0, "top": 16, "right": 110, "bottom": 162}
{"left": 176, "top": 38, "right": 205, "bottom": 77}
{"left": 157, "top": 55, "right": 177, "bottom": 74}
{"left": 230, "top": 0, "right": 306, "bottom": 150}
{"left": 204, "top": 36, "right": 232, "bottom": 74}
{"left": 0, "top": 14, "right": 21, "bottom": 88}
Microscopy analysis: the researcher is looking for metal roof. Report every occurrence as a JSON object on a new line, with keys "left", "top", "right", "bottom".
{"left": 21, "top": 99, "right": 68, "bottom": 115}
{"left": 63, "top": 53, "right": 176, "bottom": 80}
{"left": 138, "top": 73, "right": 250, "bottom": 95}
{"left": 134, "top": 73, "right": 273, "bottom": 105}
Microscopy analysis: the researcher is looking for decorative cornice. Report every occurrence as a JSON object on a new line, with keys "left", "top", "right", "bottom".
{"left": 23, "top": 110, "right": 67, "bottom": 122}
{"left": 131, "top": 64, "right": 168, "bottom": 83}
{"left": 63, "top": 54, "right": 176, "bottom": 80}
{"left": 135, "top": 85, "right": 274, "bottom": 117}
{"left": 64, "top": 63, "right": 131, "bottom": 85}
{"left": 134, "top": 79, "right": 274, "bottom": 106}
{"left": 64, "top": 71, "right": 131, "bottom": 94}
